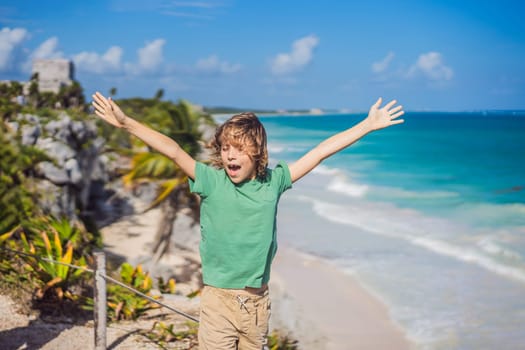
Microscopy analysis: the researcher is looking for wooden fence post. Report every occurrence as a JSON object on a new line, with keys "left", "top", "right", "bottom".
{"left": 94, "top": 251, "right": 107, "bottom": 350}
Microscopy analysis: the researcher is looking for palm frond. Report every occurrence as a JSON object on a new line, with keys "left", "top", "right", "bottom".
{"left": 122, "top": 152, "right": 179, "bottom": 187}
{"left": 144, "top": 177, "right": 187, "bottom": 212}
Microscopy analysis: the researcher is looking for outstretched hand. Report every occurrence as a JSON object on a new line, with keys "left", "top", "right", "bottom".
{"left": 365, "top": 98, "right": 405, "bottom": 131}
{"left": 91, "top": 92, "right": 128, "bottom": 128}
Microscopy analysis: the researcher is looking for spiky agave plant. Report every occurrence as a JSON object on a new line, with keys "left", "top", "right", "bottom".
{"left": 19, "top": 225, "right": 87, "bottom": 301}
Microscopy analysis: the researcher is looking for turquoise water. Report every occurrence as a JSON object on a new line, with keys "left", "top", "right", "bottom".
{"left": 251, "top": 111, "right": 525, "bottom": 349}
{"left": 265, "top": 111, "right": 525, "bottom": 221}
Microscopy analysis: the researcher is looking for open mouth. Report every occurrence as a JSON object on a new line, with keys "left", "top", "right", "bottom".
{"left": 227, "top": 164, "right": 241, "bottom": 177}
{"left": 228, "top": 164, "right": 241, "bottom": 171}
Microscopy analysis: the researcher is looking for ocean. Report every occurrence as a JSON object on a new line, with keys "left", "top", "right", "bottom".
{"left": 230, "top": 111, "right": 525, "bottom": 349}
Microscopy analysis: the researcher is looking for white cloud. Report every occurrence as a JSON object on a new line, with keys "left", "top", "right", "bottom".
{"left": 372, "top": 52, "right": 395, "bottom": 73}
{"left": 123, "top": 39, "right": 166, "bottom": 75}
{"left": 195, "top": 55, "right": 241, "bottom": 74}
{"left": 408, "top": 52, "right": 453, "bottom": 81}
{"left": 270, "top": 34, "right": 319, "bottom": 75}
{"left": 73, "top": 39, "right": 166, "bottom": 77}
{"left": 0, "top": 27, "right": 29, "bottom": 71}
{"left": 138, "top": 39, "right": 165, "bottom": 71}
{"left": 32, "top": 37, "right": 63, "bottom": 59}
{"left": 73, "top": 46, "right": 123, "bottom": 74}
{"left": 22, "top": 36, "right": 64, "bottom": 72}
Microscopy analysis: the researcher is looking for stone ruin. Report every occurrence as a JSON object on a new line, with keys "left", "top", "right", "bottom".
{"left": 32, "top": 59, "right": 74, "bottom": 93}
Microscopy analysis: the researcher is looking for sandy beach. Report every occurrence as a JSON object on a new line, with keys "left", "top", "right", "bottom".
{"left": 270, "top": 246, "right": 414, "bottom": 349}
{"left": 0, "top": 184, "right": 414, "bottom": 349}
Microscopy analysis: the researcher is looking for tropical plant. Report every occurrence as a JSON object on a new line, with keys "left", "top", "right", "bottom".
{"left": 267, "top": 331, "right": 299, "bottom": 350}
{"left": 105, "top": 262, "right": 160, "bottom": 320}
{"left": 0, "top": 127, "right": 50, "bottom": 233}
{"left": 0, "top": 81, "right": 24, "bottom": 120}
{"left": 143, "top": 321, "right": 198, "bottom": 349}
{"left": 0, "top": 227, "right": 16, "bottom": 245}
{"left": 122, "top": 151, "right": 200, "bottom": 260}
{"left": 157, "top": 276, "right": 177, "bottom": 294}
{"left": 25, "top": 216, "right": 99, "bottom": 258}
{"left": 0, "top": 111, "right": 95, "bottom": 309}
{"left": 0, "top": 227, "right": 36, "bottom": 306}
{"left": 154, "top": 88, "right": 164, "bottom": 101}
{"left": 27, "top": 80, "right": 40, "bottom": 108}
{"left": 18, "top": 227, "right": 87, "bottom": 301}
{"left": 57, "top": 81, "right": 85, "bottom": 108}
{"left": 117, "top": 97, "right": 211, "bottom": 260}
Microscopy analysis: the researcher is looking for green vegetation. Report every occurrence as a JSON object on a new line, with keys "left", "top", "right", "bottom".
{"left": 157, "top": 276, "right": 177, "bottom": 294}
{"left": 0, "top": 127, "right": 50, "bottom": 233}
{"left": 0, "top": 78, "right": 208, "bottom": 316}
{"left": 0, "top": 219, "right": 94, "bottom": 316}
{"left": 143, "top": 321, "right": 199, "bottom": 349}
{"left": 268, "top": 330, "right": 300, "bottom": 349}
{"left": 104, "top": 263, "right": 160, "bottom": 321}
{"left": 17, "top": 219, "right": 89, "bottom": 302}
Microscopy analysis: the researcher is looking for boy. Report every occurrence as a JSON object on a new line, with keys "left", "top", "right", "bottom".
{"left": 91, "top": 92, "right": 404, "bottom": 349}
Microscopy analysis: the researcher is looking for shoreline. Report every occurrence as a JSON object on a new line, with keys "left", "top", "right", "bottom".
{"left": 270, "top": 245, "right": 414, "bottom": 350}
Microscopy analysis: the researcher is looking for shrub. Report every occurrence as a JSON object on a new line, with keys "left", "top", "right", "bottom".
{"left": 105, "top": 263, "right": 160, "bottom": 321}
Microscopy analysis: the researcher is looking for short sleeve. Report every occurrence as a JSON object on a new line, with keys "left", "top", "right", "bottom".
{"left": 188, "top": 162, "right": 219, "bottom": 198}
{"left": 272, "top": 161, "right": 293, "bottom": 194}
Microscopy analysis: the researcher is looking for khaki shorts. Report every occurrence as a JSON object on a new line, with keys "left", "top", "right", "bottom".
{"left": 198, "top": 285, "right": 271, "bottom": 350}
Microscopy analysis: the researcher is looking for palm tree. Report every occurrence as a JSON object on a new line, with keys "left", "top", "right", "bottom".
{"left": 28, "top": 80, "right": 40, "bottom": 108}
{"left": 119, "top": 98, "right": 212, "bottom": 261}
{"left": 154, "top": 88, "right": 164, "bottom": 101}
{"left": 57, "top": 81, "right": 85, "bottom": 109}
{"left": 123, "top": 152, "right": 199, "bottom": 261}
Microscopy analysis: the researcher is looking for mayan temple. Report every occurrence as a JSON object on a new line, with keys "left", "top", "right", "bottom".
{"left": 32, "top": 59, "right": 74, "bottom": 93}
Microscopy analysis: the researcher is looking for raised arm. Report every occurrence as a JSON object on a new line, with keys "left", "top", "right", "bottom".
{"left": 288, "top": 98, "right": 404, "bottom": 183}
{"left": 91, "top": 92, "right": 196, "bottom": 179}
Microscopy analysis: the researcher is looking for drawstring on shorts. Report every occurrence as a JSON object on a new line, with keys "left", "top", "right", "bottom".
{"left": 236, "top": 295, "right": 250, "bottom": 313}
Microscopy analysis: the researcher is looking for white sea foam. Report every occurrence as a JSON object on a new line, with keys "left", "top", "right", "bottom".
{"left": 410, "top": 236, "right": 525, "bottom": 283}
{"left": 311, "top": 165, "right": 369, "bottom": 198}
{"left": 373, "top": 186, "right": 459, "bottom": 200}
{"left": 268, "top": 144, "right": 285, "bottom": 153}
{"left": 453, "top": 202, "right": 525, "bottom": 227}
{"left": 477, "top": 238, "right": 523, "bottom": 261}
{"left": 268, "top": 143, "right": 310, "bottom": 155}
{"left": 297, "top": 195, "right": 525, "bottom": 284}
{"left": 327, "top": 177, "right": 369, "bottom": 198}
{"left": 312, "top": 165, "right": 458, "bottom": 201}
{"left": 311, "top": 164, "right": 341, "bottom": 176}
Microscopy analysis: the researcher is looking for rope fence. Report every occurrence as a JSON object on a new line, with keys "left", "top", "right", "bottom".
{"left": 0, "top": 246, "right": 199, "bottom": 349}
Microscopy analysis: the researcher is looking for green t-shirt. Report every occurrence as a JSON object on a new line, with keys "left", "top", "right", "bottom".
{"left": 189, "top": 161, "right": 292, "bottom": 289}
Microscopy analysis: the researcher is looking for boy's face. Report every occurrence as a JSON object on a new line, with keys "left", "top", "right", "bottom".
{"left": 220, "top": 143, "right": 257, "bottom": 184}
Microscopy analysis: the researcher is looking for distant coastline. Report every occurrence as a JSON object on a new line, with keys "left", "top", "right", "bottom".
{"left": 211, "top": 110, "right": 525, "bottom": 127}
{"left": 211, "top": 109, "right": 525, "bottom": 121}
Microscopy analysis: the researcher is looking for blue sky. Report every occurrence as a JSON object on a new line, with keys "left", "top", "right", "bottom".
{"left": 1, "top": 0, "right": 524, "bottom": 111}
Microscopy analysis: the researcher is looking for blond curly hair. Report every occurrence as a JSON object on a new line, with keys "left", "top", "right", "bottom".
{"left": 208, "top": 112, "right": 268, "bottom": 179}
